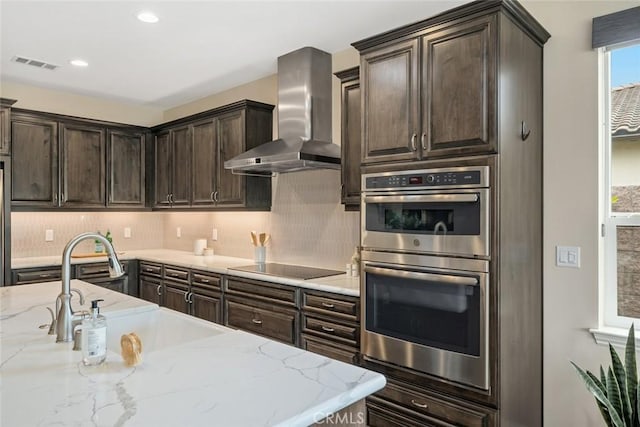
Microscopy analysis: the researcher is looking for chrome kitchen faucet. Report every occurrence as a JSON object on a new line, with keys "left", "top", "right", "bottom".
{"left": 55, "top": 232, "right": 124, "bottom": 343}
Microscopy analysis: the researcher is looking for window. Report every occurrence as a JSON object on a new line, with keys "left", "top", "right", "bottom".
{"left": 602, "top": 42, "right": 640, "bottom": 329}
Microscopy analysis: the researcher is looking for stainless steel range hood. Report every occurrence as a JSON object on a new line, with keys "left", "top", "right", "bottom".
{"left": 224, "top": 47, "right": 340, "bottom": 174}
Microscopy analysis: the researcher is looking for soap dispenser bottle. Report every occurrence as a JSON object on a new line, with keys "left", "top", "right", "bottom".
{"left": 82, "top": 299, "right": 107, "bottom": 366}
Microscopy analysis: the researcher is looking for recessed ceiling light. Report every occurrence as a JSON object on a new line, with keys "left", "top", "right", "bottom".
{"left": 70, "top": 59, "right": 88, "bottom": 67}
{"left": 137, "top": 11, "right": 159, "bottom": 23}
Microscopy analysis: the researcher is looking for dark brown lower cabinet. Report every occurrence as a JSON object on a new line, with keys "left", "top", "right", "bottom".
{"left": 139, "top": 276, "right": 163, "bottom": 306}
{"left": 164, "top": 283, "right": 189, "bottom": 313}
{"left": 191, "top": 292, "right": 221, "bottom": 323}
{"left": 225, "top": 299, "right": 298, "bottom": 345}
{"left": 11, "top": 267, "right": 62, "bottom": 285}
{"left": 300, "top": 334, "right": 358, "bottom": 365}
{"left": 366, "top": 380, "right": 496, "bottom": 427}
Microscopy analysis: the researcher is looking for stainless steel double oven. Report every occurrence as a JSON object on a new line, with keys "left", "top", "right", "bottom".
{"left": 360, "top": 166, "right": 491, "bottom": 390}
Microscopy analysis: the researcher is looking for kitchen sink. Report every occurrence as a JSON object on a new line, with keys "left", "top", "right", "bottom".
{"left": 104, "top": 307, "right": 229, "bottom": 354}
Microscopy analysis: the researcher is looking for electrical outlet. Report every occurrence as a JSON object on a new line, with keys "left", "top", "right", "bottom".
{"left": 124, "top": 227, "right": 131, "bottom": 238}
{"left": 45, "top": 229, "right": 54, "bottom": 242}
{"left": 176, "top": 227, "right": 181, "bottom": 238}
{"left": 556, "top": 246, "right": 580, "bottom": 268}
{"left": 212, "top": 228, "right": 218, "bottom": 241}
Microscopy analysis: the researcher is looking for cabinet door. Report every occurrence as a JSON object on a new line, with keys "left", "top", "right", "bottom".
{"left": 108, "top": 130, "right": 145, "bottom": 207}
{"left": 216, "top": 110, "right": 245, "bottom": 207}
{"left": 423, "top": 15, "right": 496, "bottom": 157}
{"left": 154, "top": 131, "right": 172, "bottom": 207}
{"left": 337, "top": 68, "right": 362, "bottom": 209}
{"left": 164, "top": 284, "right": 189, "bottom": 314}
{"left": 60, "top": 123, "right": 106, "bottom": 207}
{"left": 0, "top": 107, "right": 10, "bottom": 154}
{"left": 11, "top": 115, "right": 59, "bottom": 207}
{"left": 225, "top": 299, "right": 297, "bottom": 345}
{"left": 140, "top": 276, "right": 163, "bottom": 305}
{"left": 191, "top": 292, "right": 221, "bottom": 323}
{"left": 361, "top": 39, "right": 419, "bottom": 164}
{"left": 190, "top": 118, "right": 217, "bottom": 206}
{"left": 171, "top": 126, "right": 191, "bottom": 206}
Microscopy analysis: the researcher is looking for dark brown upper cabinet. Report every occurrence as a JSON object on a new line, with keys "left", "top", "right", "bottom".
{"left": 154, "top": 125, "right": 191, "bottom": 208}
{"left": 153, "top": 100, "right": 273, "bottom": 211}
{"left": 11, "top": 113, "right": 59, "bottom": 207}
{"left": 356, "top": 13, "right": 506, "bottom": 165}
{"left": 334, "top": 67, "right": 361, "bottom": 210}
{"left": 10, "top": 110, "right": 147, "bottom": 210}
{"left": 190, "top": 118, "right": 217, "bottom": 206}
{"left": 60, "top": 122, "right": 106, "bottom": 207}
{"left": 361, "top": 39, "right": 419, "bottom": 164}
{"left": 0, "top": 98, "right": 16, "bottom": 155}
{"left": 423, "top": 15, "right": 496, "bottom": 157}
{"left": 108, "top": 130, "right": 145, "bottom": 208}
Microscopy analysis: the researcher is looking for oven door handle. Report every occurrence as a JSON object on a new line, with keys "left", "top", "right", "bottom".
{"left": 364, "top": 265, "right": 479, "bottom": 287}
{"left": 363, "top": 193, "right": 479, "bottom": 204}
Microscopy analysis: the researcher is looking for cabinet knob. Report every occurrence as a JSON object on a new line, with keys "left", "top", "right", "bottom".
{"left": 521, "top": 121, "right": 531, "bottom": 141}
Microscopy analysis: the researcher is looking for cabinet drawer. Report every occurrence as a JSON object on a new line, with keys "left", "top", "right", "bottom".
{"left": 192, "top": 270, "right": 221, "bottom": 290}
{"left": 226, "top": 277, "right": 297, "bottom": 307}
{"left": 12, "top": 268, "right": 62, "bottom": 285}
{"left": 76, "top": 261, "right": 127, "bottom": 279}
{"left": 374, "top": 381, "right": 492, "bottom": 427}
{"left": 139, "top": 262, "right": 162, "bottom": 277}
{"left": 164, "top": 265, "right": 190, "bottom": 283}
{"left": 303, "top": 292, "right": 359, "bottom": 321}
{"left": 367, "top": 399, "right": 449, "bottom": 427}
{"left": 225, "top": 299, "right": 297, "bottom": 345}
{"left": 301, "top": 334, "right": 358, "bottom": 365}
{"left": 303, "top": 316, "right": 358, "bottom": 345}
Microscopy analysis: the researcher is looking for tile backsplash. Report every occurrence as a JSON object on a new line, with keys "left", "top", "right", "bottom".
{"left": 12, "top": 170, "right": 360, "bottom": 270}
{"left": 11, "top": 212, "right": 164, "bottom": 257}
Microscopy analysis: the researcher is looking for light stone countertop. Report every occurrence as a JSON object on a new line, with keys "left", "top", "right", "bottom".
{"left": 12, "top": 249, "right": 361, "bottom": 296}
{"left": 0, "top": 281, "right": 384, "bottom": 426}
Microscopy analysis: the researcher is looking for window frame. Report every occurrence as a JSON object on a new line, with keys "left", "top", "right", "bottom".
{"left": 599, "top": 44, "right": 640, "bottom": 332}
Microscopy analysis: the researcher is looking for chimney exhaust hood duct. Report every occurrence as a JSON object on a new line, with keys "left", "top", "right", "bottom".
{"left": 224, "top": 47, "right": 340, "bottom": 174}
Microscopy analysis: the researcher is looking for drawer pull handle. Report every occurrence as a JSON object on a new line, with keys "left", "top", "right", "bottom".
{"left": 251, "top": 318, "right": 263, "bottom": 325}
{"left": 321, "top": 326, "right": 335, "bottom": 333}
{"left": 156, "top": 285, "right": 162, "bottom": 296}
{"left": 145, "top": 268, "right": 154, "bottom": 272}
{"left": 321, "top": 302, "right": 335, "bottom": 309}
{"left": 411, "top": 399, "right": 428, "bottom": 409}
{"left": 201, "top": 279, "right": 210, "bottom": 283}
{"left": 39, "top": 274, "right": 52, "bottom": 278}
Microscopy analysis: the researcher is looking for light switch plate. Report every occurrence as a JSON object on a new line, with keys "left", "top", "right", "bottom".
{"left": 212, "top": 228, "right": 218, "bottom": 241}
{"left": 557, "top": 246, "right": 580, "bottom": 268}
{"left": 124, "top": 227, "right": 131, "bottom": 238}
{"left": 176, "top": 227, "right": 181, "bottom": 238}
{"left": 45, "top": 229, "right": 54, "bottom": 242}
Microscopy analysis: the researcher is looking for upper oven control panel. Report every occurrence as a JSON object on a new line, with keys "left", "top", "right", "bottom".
{"left": 363, "top": 166, "right": 489, "bottom": 191}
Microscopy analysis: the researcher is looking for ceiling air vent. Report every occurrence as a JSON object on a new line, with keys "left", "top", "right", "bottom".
{"left": 11, "top": 55, "right": 59, "bottom": 71}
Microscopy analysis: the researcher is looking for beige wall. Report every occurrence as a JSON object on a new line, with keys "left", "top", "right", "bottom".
{"left": 521, "top": 1, "right": 638, "bottom": 426}
{"left": 612, "top": 138, "right": 640, "bottom": 185}
{"left": 0, "top": 81, "right": 163, "bottom": 126}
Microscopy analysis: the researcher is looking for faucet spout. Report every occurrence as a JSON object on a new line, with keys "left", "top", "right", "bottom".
{"left": 56, "top": 232, "right": 123, "bottom": 343}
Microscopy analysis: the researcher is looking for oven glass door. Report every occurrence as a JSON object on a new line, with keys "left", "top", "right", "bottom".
{"left": 362, "top": 189, "right": 489, "bottom": 257}
{"left": 362, "top": 260, "right": 489, "bottom": 389}
{"left": 366, "top": 264, "right": 481, "bottom": 356}
{"left": 365, "top": 192, "right": 480, "bottom": 236}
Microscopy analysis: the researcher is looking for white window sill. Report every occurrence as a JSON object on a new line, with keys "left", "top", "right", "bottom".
{"left": 590, "top": 327, "right": 640, "bottom": 350}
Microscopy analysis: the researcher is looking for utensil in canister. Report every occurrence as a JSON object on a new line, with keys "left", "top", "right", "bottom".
{"left": 259, "top": 232, "right": 266, "bottom": 246}
{"left": 250, "top": 231, "right": 258, "bottom": 247}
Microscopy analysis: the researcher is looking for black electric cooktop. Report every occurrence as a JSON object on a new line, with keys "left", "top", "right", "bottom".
{"left": 229, "top": 263, "right": 343, "bottom": 280}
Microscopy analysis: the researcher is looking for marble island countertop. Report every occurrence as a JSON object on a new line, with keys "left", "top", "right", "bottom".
{"left": 12, "top": 249, "right": 361, "bottom": 296}
{"left": 0, "top": 281, "right": 385, "bottom": 426}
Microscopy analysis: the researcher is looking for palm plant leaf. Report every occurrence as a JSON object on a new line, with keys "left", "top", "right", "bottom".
{"left": 607, "top": 366, "right": 625, "bottom": 426}
{"left": 610, "top": 344, "right": 632, "bottom": 425}
{"left": 571, "top": 362, "right": 625, "bottom": 427}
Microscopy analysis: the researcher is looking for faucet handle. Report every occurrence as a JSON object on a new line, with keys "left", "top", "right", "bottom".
{"left": 46, "top": 307, "right": 56, "bottom": 335}
{"left": 70, "top": 288, "right": 85, "bottom": 307}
